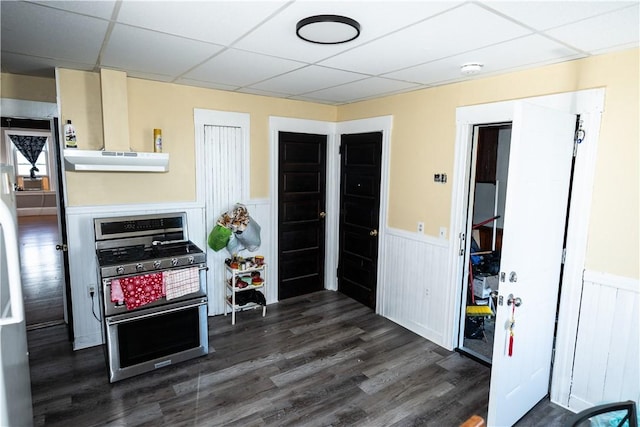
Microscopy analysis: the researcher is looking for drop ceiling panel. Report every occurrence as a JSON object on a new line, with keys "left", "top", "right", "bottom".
{"left": 248, "top": 65, "right": 367, "bottom": 96}
{"left": 117, "top": 1, "right": 289, "bottom": 45}
{"left": 182, "top": 49, "right": 306, "bottom": 87}
{"left": 545, "top": 4, "right": 640, "bottom": 53}
{"left": 101, "top": 24, "right": 224, "bottom": 77}
{"left": 32, "top": 0, "right": 117, "bottom": 20}
{"left": 300, "top": 77, "right": 421, "bottom": 103}
{"left": 233, "top": 1, "right": 463, "bottom": 63}
{"left": 483, "top": 1, "right": 636, "bottom": 31}
{"left": 0, "top": 1, "right": 108, "bottom": 63}
{"left": 386, "top": 34, "right": 585, "bottom": 86}
{"left": 319, "top": 3, "right": 533, "bottom": 75}
{"left": 0, "top": 52, "right": 95, "bottom": 77}
{"left": 176, "top": 78, "right": 240, "bottom": 92}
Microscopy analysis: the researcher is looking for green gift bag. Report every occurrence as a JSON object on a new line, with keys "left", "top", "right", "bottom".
{"left": 208, "top": 224, "right": 231, "bottom": 251}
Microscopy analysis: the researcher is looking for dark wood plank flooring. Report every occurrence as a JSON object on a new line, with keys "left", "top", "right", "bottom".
{"left": 18, "top": 215, "right": 65, "bottom": 327}
{"left": 27, "top": 290, "right": 572, "bottom": 426}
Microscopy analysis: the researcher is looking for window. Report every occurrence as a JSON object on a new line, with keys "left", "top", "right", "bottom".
{"left": 4, "top": 130, "right": 54, "bottom": 192}
{"left": 14, "top": 141, "right": 49, "bottom": 177}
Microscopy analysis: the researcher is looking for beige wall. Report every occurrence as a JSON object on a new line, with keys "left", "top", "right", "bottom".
{"left": 8, "top": 49, "right": 639, "bottom": 279}
{"left": 0, "top": 72, "right": 56, "bottom": 102}
{"left": 338, "top": 48, "right": 639, "bottom": 279}
{"left": 56, "top": 69, "right": 335, "bottom": 205}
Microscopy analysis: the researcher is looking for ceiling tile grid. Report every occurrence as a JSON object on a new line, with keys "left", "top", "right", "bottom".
{"left": 1, "top": 0, "right": 638, "bottom": 105}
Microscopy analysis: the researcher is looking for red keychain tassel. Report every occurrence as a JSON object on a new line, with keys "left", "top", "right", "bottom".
{"left": 508, "top": 332, "right": 514, "bottom": 357}
{"left": 508, "top": 302, "right": 515, "bottom": 357}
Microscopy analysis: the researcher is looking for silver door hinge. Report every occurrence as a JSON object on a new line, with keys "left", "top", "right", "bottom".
{"left": 561, "top": 247, "right": 567, "bottom": 264}
{"left": 458, "top": 232, "right": 465, "bottom": 256}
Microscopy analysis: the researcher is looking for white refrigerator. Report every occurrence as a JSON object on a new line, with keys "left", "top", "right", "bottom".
{"left": 0, "top": 164, "right": 33, "bottom": 426}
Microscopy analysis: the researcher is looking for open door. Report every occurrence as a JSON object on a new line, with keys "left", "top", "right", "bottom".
{"left": 487, "top": 102, "right": 576, "bottom": 426}
{"left": 51, "top": 118, "right": 73, "bottom": 341}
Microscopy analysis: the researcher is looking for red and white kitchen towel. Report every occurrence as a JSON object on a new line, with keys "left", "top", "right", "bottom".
{"left": 110, "top": 267, "right": 200, "bottom": 309}
{"left": 164, "top": 267, "right": 200, "bottom": 301}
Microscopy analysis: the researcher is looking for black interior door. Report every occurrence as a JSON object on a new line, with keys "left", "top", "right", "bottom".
{"left": 338, "top": 132, "right": 382, "bottom": 310}
{"left": 51, "top": 118, "right": 74, "bottom": 341}
{"left": 278, "top": 131, "right": 326, "bottom": 300}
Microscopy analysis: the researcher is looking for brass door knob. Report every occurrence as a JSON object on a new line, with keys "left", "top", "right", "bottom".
{"left": 369, "top": 229, "right": 378, "bottom": 237}
{"left": 319, "top": 211, "right": 326, "bottom": 218}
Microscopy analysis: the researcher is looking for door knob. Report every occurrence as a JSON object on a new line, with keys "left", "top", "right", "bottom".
{"left": 55, "top": 244, "right": 68, "bottom": 251}
{"left": 319, "top": 211, "right": 326, "bottom": 219}
{"left": 369, "top": 229, "right": 378, "bottom": 237}
{"left": 507, "top": 294, "right": 522, "bottom": 307}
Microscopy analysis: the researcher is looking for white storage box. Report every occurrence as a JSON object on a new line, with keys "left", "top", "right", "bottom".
{"left": 473, "top": 274, "right": 499, "bottom": 298}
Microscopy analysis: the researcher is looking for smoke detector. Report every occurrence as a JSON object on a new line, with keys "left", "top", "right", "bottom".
{"left": 460, "top": 63, "right": 484, "bottom": 75}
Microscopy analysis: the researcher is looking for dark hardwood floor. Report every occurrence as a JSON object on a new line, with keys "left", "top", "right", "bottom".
{"left": 27, "top": 290, "right": 572, "bottom": 427}
{"left": 18, "top": 215, "right": 65, "bottom": 328}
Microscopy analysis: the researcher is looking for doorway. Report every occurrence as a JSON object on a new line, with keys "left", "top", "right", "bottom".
{"left": 447, "top": 93, "right": 605, "bottom": 427}
{"left": 1, "top": 116, "right": 71, "bottom": 333}
{"left": 459, "top": 124, "right": 511, "bottom": 363}
{"left": 277, "top": 131, "right": 327, "bottom": 300}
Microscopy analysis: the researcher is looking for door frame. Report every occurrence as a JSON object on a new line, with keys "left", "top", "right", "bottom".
{"left": 445, "top": 89, "right": 604, "bottom": 407}
{"left": 0, "top": 99, "right": 73, "bottom": 336}
{"left": 269, "top": 116, "right": 392, "bottom": 312}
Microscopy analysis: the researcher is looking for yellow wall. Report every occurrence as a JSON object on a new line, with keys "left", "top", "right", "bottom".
{"left": 8, "top": 49, "right": 639, "bottom": 279}
{"left": 56, "top": 69, "right": 335, "bottom": 205}
{"left": 338, "top": 48, "right": 639, "bottom": 279}
{"left": 0, "top": 72, "right": 56, "bottom": 102}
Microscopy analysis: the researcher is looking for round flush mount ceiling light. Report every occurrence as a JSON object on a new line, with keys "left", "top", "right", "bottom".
{"left": 296, "top": 15, "right": 361, "bottom": 45}
{"left": 460, "top": 63, "right": 484, "bottom": 75}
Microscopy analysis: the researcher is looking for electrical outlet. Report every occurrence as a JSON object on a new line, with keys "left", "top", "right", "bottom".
{"left": 88, "top": 285, "right": 95, "bottom": 297}
{"left": 417, "top": 222, "right": 424, "bottom": 233}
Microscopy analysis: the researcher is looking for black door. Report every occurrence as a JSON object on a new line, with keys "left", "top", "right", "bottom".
{"left": 51, "top": 118, "right": 74, "bottom": 341}
{"left": 338, "top": 132, "right": 382, "bottom": 310}
{"left": 278, "top": 132, "right": 327, "bottom": 300}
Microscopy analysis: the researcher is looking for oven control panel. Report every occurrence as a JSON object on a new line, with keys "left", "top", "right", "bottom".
{"left": 100, "top": 252, "right": 205, "bottom": 278}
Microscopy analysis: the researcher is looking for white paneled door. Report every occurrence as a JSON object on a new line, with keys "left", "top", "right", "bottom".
{"left": 487, "top": 103, "right": 576, "bottom": 427}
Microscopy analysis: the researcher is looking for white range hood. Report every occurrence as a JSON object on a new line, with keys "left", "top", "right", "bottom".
{"left": 62, "top": 69, "right": 169, "bottom": 173}
{"left": 64, "top": 149, "right": 169, "bottom": 172}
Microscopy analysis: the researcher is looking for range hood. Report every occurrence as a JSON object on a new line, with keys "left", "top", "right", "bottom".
{"left": 62, "top": 69, "right": 169, "bottom": 173}
{"left": 64, "top": 149, "right": 169, "bottom": 172}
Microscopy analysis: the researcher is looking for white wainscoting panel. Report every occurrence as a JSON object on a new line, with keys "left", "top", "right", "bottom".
{"left": 66, "top": 203, "right": 205, "bottom": 350}
{"left": 568, "top": 270, "right": 639, "bottom": 411}
{"left": 380, "top": 228, "right": 450, "bottom": 348}
{"left": 205, "top": 199, "right": 272, "bottom": 317}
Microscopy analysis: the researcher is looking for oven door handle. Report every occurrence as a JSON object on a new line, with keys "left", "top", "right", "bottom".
{"left": 106, "top": 299, "right": 207, "bottom": 325}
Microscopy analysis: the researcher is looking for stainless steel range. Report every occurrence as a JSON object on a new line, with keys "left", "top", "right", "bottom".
{"left": 94, "top": 212, "right": 208, "bottom": 383}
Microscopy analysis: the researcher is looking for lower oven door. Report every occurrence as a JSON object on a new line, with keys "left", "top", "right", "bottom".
{"left": 105, "top": 297, "right": 208, "bottom": 383}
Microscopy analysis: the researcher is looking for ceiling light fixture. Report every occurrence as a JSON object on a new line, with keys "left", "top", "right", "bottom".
{"left": 296, "top": 15, "right": 361, "bottom": 45}
{"left": 460, "top": 63, "right": 484, "bottom": 75}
